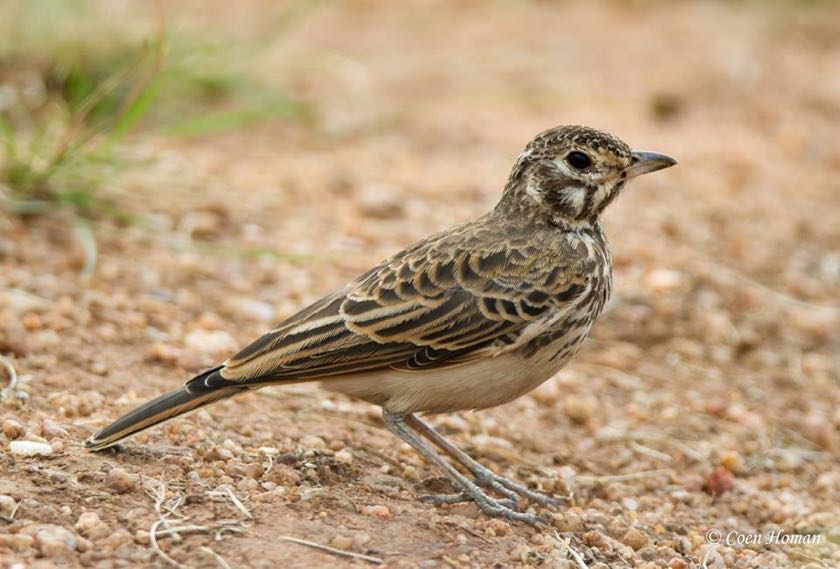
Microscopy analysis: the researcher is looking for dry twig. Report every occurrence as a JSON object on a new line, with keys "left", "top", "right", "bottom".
{"left": 576, "top": 469, "right": 670, "bottom": 484}
{"left": 630, "top": 441, "right": 674, "bottom": 463}
{"left": 201, "top": 546, "right": 233, "bottom": 569}
{"left": 209, "top": 485, "right": 253, "bottom": 519}
{"left": 150, "top": 519, "right": 183, "bottom": 568}
{"left": 277, "top": 535, "right": 383, "bottom": 564}
{"left": 0, "top": 500, "right": 20, "bottom": 524}
{"left": 259, "top": 446, "right": 278, "bottom": 475}
{"left": 143, "top": 477, "right": 188, "bottom": 567}
{"left": 0, "top": 353, "right": 18, "bottom": 401}
{"left": 552, "top": 531, "right": 589, "bottom": 569}
{"left": 147, "top": 525, "right": 211, "bottom": 539}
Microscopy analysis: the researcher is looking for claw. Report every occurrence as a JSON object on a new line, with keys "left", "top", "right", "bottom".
{"left": 490, "top": 476, "right": 562, "bottom": 508}
{"left": 418, "top": 487, "right": 542, "bottom": 524}
{"left": 470, "top": 470, "right": 560, "bottom": 509}
{"left": 418, "top": 491, "right": 518, "bottom": 512}
{"left": 418, "top": 492, "right": 470, "bottom": 505}
{"left": 498, "top": 497, "right": 519, "bottom": 511}
{"left": 471, "top": 493, "right": 546, "bottom": 525}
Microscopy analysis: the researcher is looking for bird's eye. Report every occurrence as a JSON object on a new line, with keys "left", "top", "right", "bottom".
{"left": 566, "top": 151, "right": 592, "bottom": 170}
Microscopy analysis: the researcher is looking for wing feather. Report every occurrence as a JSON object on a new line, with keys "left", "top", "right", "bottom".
{"left": 217, "top": 222, "right": 590, "bottom": 385}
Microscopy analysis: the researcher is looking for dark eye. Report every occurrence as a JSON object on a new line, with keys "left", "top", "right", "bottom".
{"left": 566, "top": 151, "right": 592, "bottom": 170}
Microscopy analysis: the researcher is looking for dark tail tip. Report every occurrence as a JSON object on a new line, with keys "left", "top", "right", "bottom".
{"left": 86, "top": 381, "right": 238, "bottom": 451}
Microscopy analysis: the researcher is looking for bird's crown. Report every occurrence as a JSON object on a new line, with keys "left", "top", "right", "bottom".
{"left": 498, "top": 125, "right": 675, "bottom": 225}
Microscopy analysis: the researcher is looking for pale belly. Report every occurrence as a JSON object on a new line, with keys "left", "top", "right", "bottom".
{"left": 320, "top": 333, "right": 587, "bottom": 414}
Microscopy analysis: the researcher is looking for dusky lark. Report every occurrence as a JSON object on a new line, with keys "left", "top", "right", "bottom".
{"left": 87, "top": 125, "right": 676, "bottom": 524}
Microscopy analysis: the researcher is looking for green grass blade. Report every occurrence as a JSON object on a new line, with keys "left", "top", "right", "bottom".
{"left": 164, "top": 99, "right": 312, "bottom": 137}
{"left": 108, "top": 74, "right": 163, "bottom": 141}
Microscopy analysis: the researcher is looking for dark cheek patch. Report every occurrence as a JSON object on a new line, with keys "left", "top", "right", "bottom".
{"left": 532, "top": 164, "right": 579, "bottom": 213}
{"left": 578, "top": 189, "right": 595, "bottom": 220}
{"left": 541, "top": 183, "right": 580, "bottom": 214}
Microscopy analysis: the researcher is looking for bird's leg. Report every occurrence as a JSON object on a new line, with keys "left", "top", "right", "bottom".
{"left": 382, "top": 410, "right": 544, "bottom": 524}
{"left": 407, "top": 415, "right": 521, "bottom": 508}
{"left": 405, "top": 414, "right": 562, "bottom": 509}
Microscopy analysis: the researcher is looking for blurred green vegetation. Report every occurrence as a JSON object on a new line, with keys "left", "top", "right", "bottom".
{"left": 0, "top": 0, "right": 313, "bottom": 220}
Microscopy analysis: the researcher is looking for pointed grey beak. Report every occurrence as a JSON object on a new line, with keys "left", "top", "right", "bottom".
{"left": 625, "top": 150, "right": 677, "bottom": 179}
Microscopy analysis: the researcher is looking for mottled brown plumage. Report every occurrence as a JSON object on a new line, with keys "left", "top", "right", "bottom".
{"left": 87, "top": 125, "right": 676, "bottom": 524}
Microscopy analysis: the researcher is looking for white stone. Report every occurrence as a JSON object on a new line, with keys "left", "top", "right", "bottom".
{"left": 10, "top": 441, "right": 52, "bottom": 457}
{"left": 184, "top": 330, "right": 237, "bottom": 354}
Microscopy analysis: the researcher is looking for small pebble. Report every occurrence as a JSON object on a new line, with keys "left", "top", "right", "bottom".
{"left": 564, "top": 396, "right": 594, "bottom": 425}
{"left": 75, "top": 511, "right": 110, "bottom": 540}
{"left": 225, "top": 298, "right": 275, "bottom": 322}
{"left": 334, "top": 449, "right": 353, "bottom": 465}
{"left": 435, "top": 415, "right": 469, "bottom": 433}
{"left": 0, "top": 494, "right": 17, "bottom": 519}
{"left": 402, "top": 465, "right": 420, "bottom": 482}
{"left": 106, "top": 468, "right": 137, "bottom": 493}
{"left": 145, "top": 342, "right": 181, "bottom": 365}
{"left": 530, "top": 381, "right": 561, "bottom": 406}
{"left": 245, "top": 462, "right": 264, "bottom": 479}
{"left": 76, "top": 536, "right": 94, "bottom": 552}
{"left": 134, "top": 530, "right": 150, "bottom": 545}
{"left": 719, "top": 450, "right": 744, "bottom": 475}
{"left": 703, "top": 466, "right": 734, "bottom": 496}
{"left": 623, "top": 527, "right": 650, "bottom": 551}
{"left": 330, "top": 535, "right": 353, "bottom": 550}
{"left": 185, "top": 330, "right": 237, "bottom": 355}
{"left": 583, "top": 530, "right": 611, "bottom": 551}
{"left": 360, "top": 504, "right": 391, "bottom": 519}
{"left": 486, "top": 519, "right": 511, "bottom": 536}
{"left": 812, "top": 471, "right": 840, "bottom": 496}
{"left": 0, "top": 533, "right": 35, "bottom": 552}
{"left": 237, "top": 477, "right": 260, "bottom": 492}
{"left": 20, "top": 523, "right": 77, "bottom": 556}
{"left": 551, "top": 511, "right": 582, "bottom": 532}
{"left": 41, "top": 419, "right": 68, "bottom": 440}
{"left": 206, "top": 445, "right": 234, "bottom": 461}
{"left": 10, "top": 440, "right": 52, "bottom": 457}
{"left": 645, "top": 269, "right": 685, "bottom": 293}
{"left": 105, "top": 529, "right": 132, "bottom": 551}
{"left": 21, "top": 432, "right": 49, "bottom": 444}
{"left": 300, "top": 435, "right": 327, "bottom": 450}
{"left": 2, "top": 418, "right": 25, "bottom": 439}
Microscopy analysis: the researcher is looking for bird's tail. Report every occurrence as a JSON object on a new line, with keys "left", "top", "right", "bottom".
{"left": 86, "top": 368, "right": 242, "bottom": 451}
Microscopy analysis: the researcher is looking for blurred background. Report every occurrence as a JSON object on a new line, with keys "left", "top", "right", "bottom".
{"left": 1, "top": 1, "right": 838, "bottom": 567}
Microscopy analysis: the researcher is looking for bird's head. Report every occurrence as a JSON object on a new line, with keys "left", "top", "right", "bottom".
{"left": 500, "top": 125, "right": 676, "bottom": 225}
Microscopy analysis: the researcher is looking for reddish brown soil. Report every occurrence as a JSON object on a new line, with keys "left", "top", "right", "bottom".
{"left": 1, "top": 2, "right": 839, "bottom": 568}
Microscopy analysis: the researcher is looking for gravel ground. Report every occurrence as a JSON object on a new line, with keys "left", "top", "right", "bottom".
{"left": 1, "top": 2, "right": 839, "bottom": 568}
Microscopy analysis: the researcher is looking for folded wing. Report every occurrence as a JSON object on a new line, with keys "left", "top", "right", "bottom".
{"left": 202, "top": 227, "right": 589, "bottom": 391}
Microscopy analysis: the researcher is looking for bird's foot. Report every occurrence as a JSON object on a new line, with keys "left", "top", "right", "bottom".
{"left": 417, "top": 491, "right": 519, "bottom": 511}
{"left": 473, "top": 470, "right": 562, "bottom": 509}
{"left": 418, "top": 488, "right": 544, "bottom": 525}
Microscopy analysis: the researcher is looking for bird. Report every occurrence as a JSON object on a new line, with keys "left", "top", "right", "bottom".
{"left": 86, "top": 125, "right": 676, "bottom": 524}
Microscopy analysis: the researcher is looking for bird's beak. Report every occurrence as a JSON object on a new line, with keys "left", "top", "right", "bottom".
{"left": 625, "top": 150, "right": 677, "bottom": 179}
